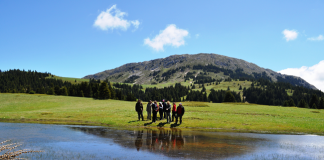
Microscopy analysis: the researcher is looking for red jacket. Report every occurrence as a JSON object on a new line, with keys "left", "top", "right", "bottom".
{"left": 172, "top": 104, "right": 176, "bottom": 112}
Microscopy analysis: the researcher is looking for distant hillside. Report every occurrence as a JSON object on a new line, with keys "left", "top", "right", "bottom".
{"left": 83, "top": 53, "right": 317, "bottom": 90}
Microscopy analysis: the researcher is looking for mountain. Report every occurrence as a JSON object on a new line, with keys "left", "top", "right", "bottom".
{"left": 83, "top": 53, "right": 317, "bottom": 90}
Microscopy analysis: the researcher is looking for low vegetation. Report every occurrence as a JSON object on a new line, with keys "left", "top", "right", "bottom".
{"left": 1, "top": 93, "right": 324, "bottom": 135}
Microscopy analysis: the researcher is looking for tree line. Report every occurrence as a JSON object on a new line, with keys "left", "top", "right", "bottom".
{"left": 1, "top": 69, "right": 323, "bottom": 109}
{"left": 243, "top": 78, "right": 324, "bottom": 108}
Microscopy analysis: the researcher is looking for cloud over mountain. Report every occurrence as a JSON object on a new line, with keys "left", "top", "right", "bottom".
{"left": 279, "top": 60, "right": 324, "bottom": 91}
{"left": 144, "top": 24, "right": 188, "bottom": 51}
{"left": 94, "top": 5, "right": 140, "bottom": 31}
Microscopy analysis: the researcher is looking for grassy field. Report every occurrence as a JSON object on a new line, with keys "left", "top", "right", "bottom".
{"left": 46, "top": 75, "right": 89, "bottom": 84}
{"left": 1, "top": 93, "right": 323, "bottom": 135}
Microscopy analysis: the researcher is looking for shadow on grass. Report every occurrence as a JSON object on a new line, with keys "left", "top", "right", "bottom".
{"left": 170, "top": 123, "right": 181, "bottom": 128}
{"left": 144, "top": 122, "right": 153, "bottom": 126}
{"left": 157, "top": 122, "right": 168, "bottom": 127}
{"left": 128, "top": 120, "right": 138, "bottom": 123}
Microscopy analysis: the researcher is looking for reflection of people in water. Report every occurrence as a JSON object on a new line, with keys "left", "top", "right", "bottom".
{"left": 135, "top": 130, "right": 143, "bottom": 151}
{"left": 139, "top": 128, "right": 184, "bottom": 152}
{"left": 175, "top": 129, "right": 184, "bottom": 150}
{"left": 146, "top": 129, "right": 152, "bottom": 150}
{"left": 151, "top": 130, "right": 158, "bottom": 151}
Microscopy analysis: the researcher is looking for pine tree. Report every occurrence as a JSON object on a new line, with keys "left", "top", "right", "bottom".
{"left": 319, "top": 97, "right": 324, "bottom": 109}
{"left": 223, "top": 91, "right": 236, "bottom": 102}
{"left": 47, "top": 87, "right": 55, "bottom": 95}
{"left": 89, "top": 85, "right": 93, "bottom": 98}
{"left": 99, "top": 82, "right": 111, "bottom": 99}
{"left": 312, "top": 103, "right": 317, "bottom": 109}
{"left": 309, "top": 94, "right": 319, "bottom": 109}
{"left": 283, "top": 100, "right": 289, "bottom": 107}
{"left": 80, "top": 90, "right": 84, "bottom": 97}
{"left": 61, "top": 86, "right": 68, "bottom": 96}
{"left": 108, "top": 82, "right": 115, "bottom": 99}
{"left": 239, "top": 85, "right": 242, "bottom": 90}
{"left": 202, "top": 85, "right": 206, "bottom": 92}
{"left": 288, "top": 98, "right": 295, "bottom": 107}
{"left": 298, "top": 99, "right": 307, "bottom": 108}
{"left": 227, "top": 86, "right": 230, "bottom": 91}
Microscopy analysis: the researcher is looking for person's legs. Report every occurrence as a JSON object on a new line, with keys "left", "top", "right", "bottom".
{"left": 179, "top": 115, "right": 182, "bottom": 124}
{"left": 175, "top": 115, "right": 178, "bottom": 124}
{"left": 152, "top": 112, "right": 156, "bottom": 122}
{"left": 172, "top": 112, "right": 175, "bottom": 122}
{"left": 167, "top": 112, "right": 171, "bottom": 123}
{"left": 159, "top": 110, "right": 163, "bottom": 120}
{"left": 140, "top": 112, "right": 144, "bottom": 121}
{"left": 147, "top": 111, "right": 151, "bottom": 120}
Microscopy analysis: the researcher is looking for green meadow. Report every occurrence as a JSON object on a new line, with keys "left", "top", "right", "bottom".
{"left": 1, "top": 93, "right": 323, "bottom": 135}
{"left": 46, "top": 75, "right": 89, "bottom": 84}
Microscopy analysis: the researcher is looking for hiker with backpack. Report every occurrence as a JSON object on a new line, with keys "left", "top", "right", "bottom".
{"left": 159, "top": 102, "right": 163, "bottom": 120}
{"left": 175, "top": 103, "right": 185, "bottom": 124}
{"left": 162, "top": 99, "right": 167, "bottom": 119}
{"left": 152, "top": 101, "right": 158, "bottom": 123}
{"left": 165, "top": 101, "right": 171, "bottom": 123}
{"left": 146, "top": 100, "right": 152, "bottom": 120}
{"left": 172, "top": 102, "right": 177, "bottom": 122}
{"left": 135, "top": 99, "right": 144, "bottom": 121}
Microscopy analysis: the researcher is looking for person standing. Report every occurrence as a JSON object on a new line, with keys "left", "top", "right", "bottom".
{"left": 165, "top": 101, "right": 171, "bottom": 123}
{"left": 146, "top": 100, "right": 152, "bottom": 120}
{"left": 172, "top": 102, "right": 177, "bottom": 122}
{"left": 135, "top": 99, "right": 144, "bottom": 121}
{"left": 162, "top": 99, "right": 167, "bottom": 119}
{"left": 159, "top": 102, "right": 163, "bottom": 120}
{"left": 152, "top": 101, "right": 158, "bottom": 123}
{"left": 175, "top": 103, "right": 185, "bottom": 124}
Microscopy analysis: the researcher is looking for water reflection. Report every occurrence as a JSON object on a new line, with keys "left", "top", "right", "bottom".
{"left": 135, "top": 130, "right": 143, "bottom": 151}
{"left": 2, "top": 123, "right": 324, "bottom": 159}
{"left": 142, "top": 128, "right": 185, "bottom": 152}
{"left": 69, "top": 127, "right": 260, "bottom": 159}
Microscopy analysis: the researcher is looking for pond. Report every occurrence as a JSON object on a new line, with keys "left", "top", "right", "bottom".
{"left": 1, "top": 122, "right": 324, "bottom": 159}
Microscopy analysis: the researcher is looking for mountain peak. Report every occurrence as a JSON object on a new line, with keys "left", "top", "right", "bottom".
{"left": 83, "top": 53, "right": 317, "bottom": 90}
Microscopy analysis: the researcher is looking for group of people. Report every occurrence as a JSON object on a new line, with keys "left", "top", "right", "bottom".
{"left": 135, "top": 99, "right": 185, "bottom": 124}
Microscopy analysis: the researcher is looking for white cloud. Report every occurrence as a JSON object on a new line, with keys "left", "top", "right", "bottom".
{"left": 307, "top": 35, "right": 324, "bottom": 41}
{"left": 278, "top": 60, "right": 324, "bottom": 91}
{"left": 282, "top": 29, "right": 298, "bottom": 41}
{"left": 94, "top": 5, "right": 140, "bottom": 31}
{"left": 144, "top": 24, "right": 189, "bottom": 51}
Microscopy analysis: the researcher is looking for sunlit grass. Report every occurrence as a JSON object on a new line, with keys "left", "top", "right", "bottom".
{"left": 45, "top": 75, "right": 89, "bottom": 84}
{"left": 1, "top": 93, "right": 324, "bottom": 135}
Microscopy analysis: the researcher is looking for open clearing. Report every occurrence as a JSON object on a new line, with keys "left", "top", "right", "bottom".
{"left": 1, "top": 93, "right": 323, "bottom": 135}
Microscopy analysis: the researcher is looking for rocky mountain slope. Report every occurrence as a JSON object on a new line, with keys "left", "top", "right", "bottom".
{"left": 83, "top": 53, "right": 316, "bottom": 90}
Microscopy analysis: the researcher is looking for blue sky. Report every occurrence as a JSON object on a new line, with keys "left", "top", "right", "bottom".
{"left": 0, "top": 1, "right": 323, "bottom": 89}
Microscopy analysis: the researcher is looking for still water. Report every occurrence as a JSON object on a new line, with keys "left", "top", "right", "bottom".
{"left": 1, "top": 122, "right": 324, "bottom": 159}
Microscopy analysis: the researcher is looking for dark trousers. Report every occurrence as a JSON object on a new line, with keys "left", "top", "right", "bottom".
{"left": 147, "top": 111, "right": 151, "bottom": 120}
{"left": 172, "top": 111, "right": 177, "bottom": 122}
{"left": 166, "top": 112, "right": 171, "bottom": 123}
{"left": 137, "top": 111, "right": 144, "bottom": 121}
{"left": 159, "top": 109, "right": 163, "bottom": 120}
{"left": 176, "top": 115, "right": 183, "bottom": 124}
{"left": 164, "top": 111, "right": 167, "bottom": 118}
{"left": 152, "top": 111, "right": 157, "bottom": 122}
